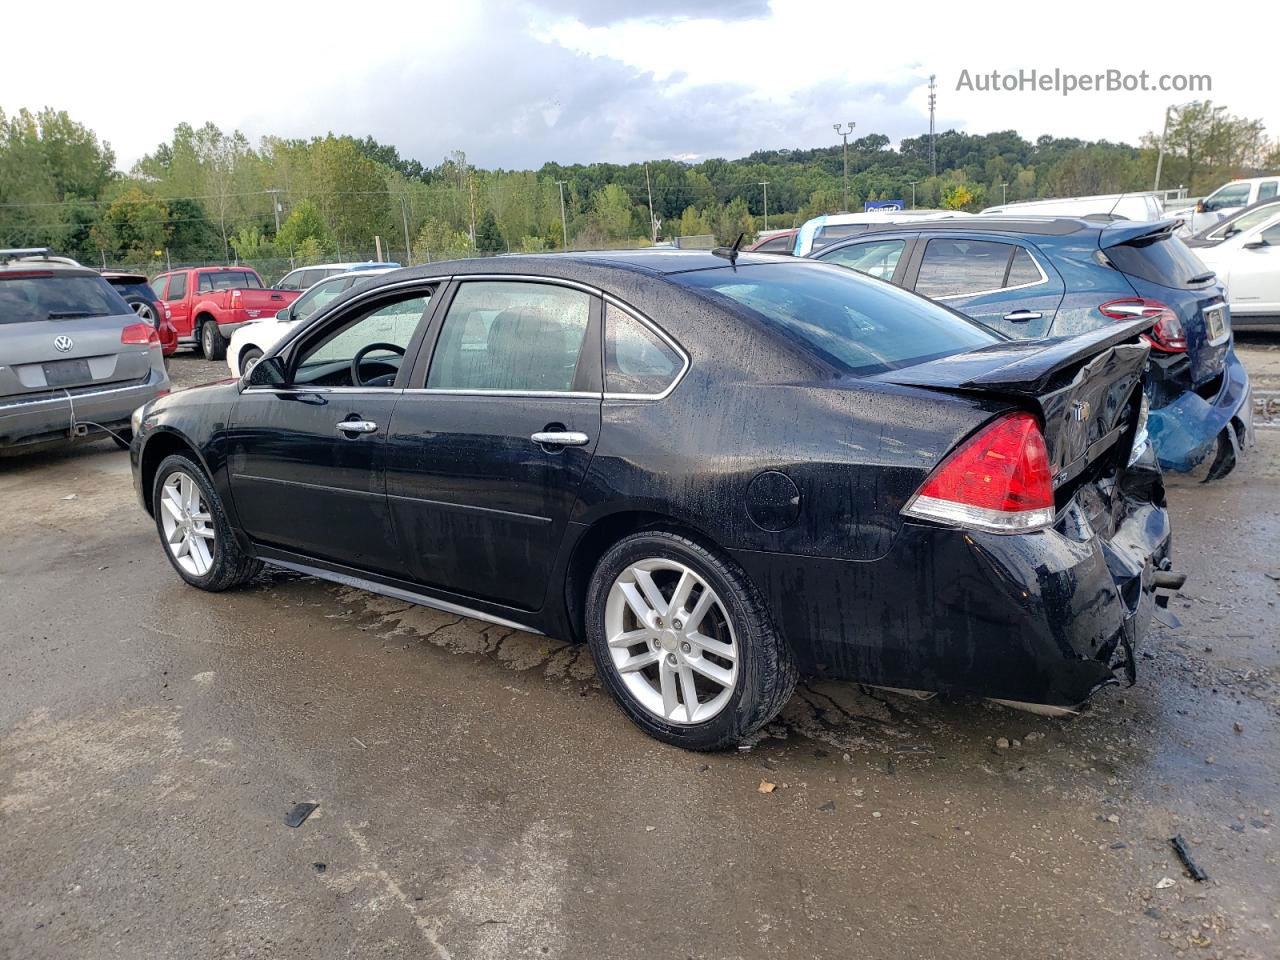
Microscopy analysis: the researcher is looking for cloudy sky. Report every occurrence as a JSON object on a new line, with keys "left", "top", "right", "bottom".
{"left": 4, "top": 0, "right": 1274, "bottom": 171}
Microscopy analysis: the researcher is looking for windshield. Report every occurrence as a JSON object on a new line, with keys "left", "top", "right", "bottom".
{"left": 294, "top": 277, "right": 350, "bottom": 322}
{"left": 1216, "top": 205, "right": 1280, "bottom": 238}
{"left": 0, "top": 273, "right": 131, "bottom": 324}
{"left": 1106, "top": 233, "right": 1215, "bottom": 289}
{"left": 673, "top": 262, "right": 997, "bottom": 377}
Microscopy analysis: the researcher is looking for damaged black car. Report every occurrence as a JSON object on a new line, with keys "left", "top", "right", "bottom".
{"left": 130, "top": 251, "right": 1174, "bottom": 750}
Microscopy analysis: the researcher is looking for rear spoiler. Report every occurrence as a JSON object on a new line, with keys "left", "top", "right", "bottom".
{"left": 878, "top": 317, "right": 1154, "bottom": 396}
{"left": 1098, "top": 219, "right": 1180, "bottom": 249}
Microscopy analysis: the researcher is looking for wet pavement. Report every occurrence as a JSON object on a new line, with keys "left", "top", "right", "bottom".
{"left": 2, "top": 349, "right": 1278, "bottom": 959}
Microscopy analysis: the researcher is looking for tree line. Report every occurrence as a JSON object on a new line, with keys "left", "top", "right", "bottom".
{"left": 1, "top": 103, "right": 1275, "bottom": 279}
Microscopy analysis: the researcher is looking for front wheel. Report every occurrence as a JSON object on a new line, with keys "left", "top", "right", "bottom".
{"left": 238, "top": 346, "right": 263, "bottom": 376}
{"left": 585, "top": 530, "right": 796, "bottom": 751}
{"left": 200, "top": 320, "right": 227, "bottom": 360}
{"left": 152, "top": 453, "right": 261, "bottom": 591}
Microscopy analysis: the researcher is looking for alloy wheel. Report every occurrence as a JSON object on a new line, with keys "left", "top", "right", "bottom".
{"left": 131, "top": 301, "right": 156, "bottom": 324}
{"left": 159, "top": 472, "right": 216, "bottom": 577}
{"left": 604, "top": 558, "right": 739, "bottom": 724}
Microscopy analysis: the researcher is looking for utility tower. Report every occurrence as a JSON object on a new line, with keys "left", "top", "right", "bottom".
{"left": 928, "top": 74, "right": 937, "bottom": 178}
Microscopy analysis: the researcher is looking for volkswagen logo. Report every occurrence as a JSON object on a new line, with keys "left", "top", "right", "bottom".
{"left": 53, "top": 335, "right": 74, "bottom": 353}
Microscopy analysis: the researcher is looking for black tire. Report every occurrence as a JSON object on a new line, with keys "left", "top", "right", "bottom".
{"left": 585, "top": 529, "right": 797, "bottom": 751}
{"left": 238, "top": 346, "right": 263, "bottom": 376}
{"left": 152, "top": 453, "right": 261, "bottom": 591}
{"left": 200, "top": 319, "right": 227, "bottom": 360}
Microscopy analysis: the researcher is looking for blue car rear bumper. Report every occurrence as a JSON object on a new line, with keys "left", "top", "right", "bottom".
{"left": 1148, "top": 348, "right": 1252, "bottom": 473}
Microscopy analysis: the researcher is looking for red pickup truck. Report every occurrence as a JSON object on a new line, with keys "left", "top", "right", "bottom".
{"left": 150, "top": 266, "right": 302, "bottom": 359}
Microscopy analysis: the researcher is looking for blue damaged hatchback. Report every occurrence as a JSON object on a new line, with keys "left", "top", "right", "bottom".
{"left": 810, "top": 216, "right": 1252, "bottom": 478}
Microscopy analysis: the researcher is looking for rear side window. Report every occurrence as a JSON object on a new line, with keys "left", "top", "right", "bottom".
{"left": 675, "top": 262, "right": 996, "bottom": 378}
{"left": 915, "top": 239, "right": 1020, "bottom": 298}
{"left": 1105, "top": 234, "right": 1213, "bottom": 289}
{"left": 1006, "top": 248, "right": 1042, "bottom": 286}
{"left": 151, "top": 276, "right": 168, "bottom": 299}
{"left": 427, "top": 281, "right": 592, "bottom": 392}
{"left": 1259, "top": 182, "right": 1278, "bottom": 202}
{"left": 0, "top": 273, "right": 131, "bottom": 324}
{"left": 813, "top": 223, "right": 868, "bottom": 248}
{"left": 166, "top": 274, "right": 187, "bottom": 300}
{"left": 604, "top": 304, "right": 683, "bottom": 396}
{"left": 198, "top": 270, "right": 263, "bottom": 292}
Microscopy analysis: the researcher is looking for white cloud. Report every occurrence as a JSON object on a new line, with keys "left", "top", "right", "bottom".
{"left": 1, "top": 0, "right": 1274, "bottom": 171}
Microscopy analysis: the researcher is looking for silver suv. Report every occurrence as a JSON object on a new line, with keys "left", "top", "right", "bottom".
{"left": 1, "top": 249, "right": 170, "bottom": 455}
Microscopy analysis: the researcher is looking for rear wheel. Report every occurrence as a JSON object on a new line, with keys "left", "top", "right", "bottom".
{"left": 125, "top": 297, "right": 157, "bottom": 328}
{"left": 152, "top": 453, "right": 261, "bottom": 591}
{"left": 585, "top": 530, "right": 796, "bottom": 751}
{"left": 200, "top": 320, "right": 227, "bottom": 360}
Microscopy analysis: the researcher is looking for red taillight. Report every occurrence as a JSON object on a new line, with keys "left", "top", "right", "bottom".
{"left": 903, "top": 412, "right": 1055, "bottom": 534}
{"left": 1099, "top": 297, "right": 1186, "bottom": 352}
{"left": 121, "top": 322, "right": 160, "bottom": 346}
{"left": 230, "top": 289, "right": 241, "bottom": 308}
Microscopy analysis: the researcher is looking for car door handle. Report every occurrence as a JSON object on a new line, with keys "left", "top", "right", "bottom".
{"left": 531, "top": 431, "right": 589, "bottom": 446}
{"left": 337, "top": 419, "right": 378, "bottom": 434}
{"left": 1003, "top": 310, "right": 1043, "bottom": 322}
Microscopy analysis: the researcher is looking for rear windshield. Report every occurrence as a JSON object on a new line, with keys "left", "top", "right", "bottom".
{"left": 197, "top": 270, "right": 264, "bottom": 292}
{"left": 674, "top": 262, "right": 997, "bottom": 377}
{"left": 0, "top": 273, "right": 131, "bottom": 324}
{"left": 1106, "top": 234, "right": 1215, "bottom": 289}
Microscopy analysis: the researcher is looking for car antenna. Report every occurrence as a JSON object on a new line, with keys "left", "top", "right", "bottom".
{"left": 712, "top": 233, "right": 746, "bottom": 265}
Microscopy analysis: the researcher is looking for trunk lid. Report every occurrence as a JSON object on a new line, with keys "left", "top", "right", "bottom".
{"left": 874, "top": 318, "right": 1152, "bottom": 493}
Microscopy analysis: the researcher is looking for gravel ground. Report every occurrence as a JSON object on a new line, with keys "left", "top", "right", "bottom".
{"left": 1, "top": 342, "right": 1277, "bottom": 960}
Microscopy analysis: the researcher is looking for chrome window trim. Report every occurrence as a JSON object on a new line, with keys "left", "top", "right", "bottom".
{"left": 922, "top": 245, "right": 1050, "bottom": 301}
{"left": 243, "top": 385, "right": 406, "bottom": 395}
{"left": 402, "top": 388, "right": 599, "bottom": 399}
{"left": 600, "top": 294, "right": 691, "bottom": 401}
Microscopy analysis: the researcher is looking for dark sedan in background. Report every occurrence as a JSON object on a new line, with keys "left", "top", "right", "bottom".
{"left": 130, "top": 251, "right": 1172, "bottom": 750}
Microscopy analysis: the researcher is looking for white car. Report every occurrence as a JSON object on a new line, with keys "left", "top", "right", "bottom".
{"left": 1192, "top": 210, "right": 1280, "bottom": 332}
{"left": 981, "top": 192, "right": 1164, "bottom": 222}
{"left": 1180, "top": 176, "right": 1280, "bottom": 236}
{"left": 227, "top": 268, "right": 398, "bottom": 376}
{"left": 274, "top": 260, "right": 400, "bottom": 293}
{"left": 794, "top": 210, "right": 972, "bottom": 257}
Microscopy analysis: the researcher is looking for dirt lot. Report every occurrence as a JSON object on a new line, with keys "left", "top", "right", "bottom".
{"left": 2, "top": 345, "right": 1278, "bottom": 960}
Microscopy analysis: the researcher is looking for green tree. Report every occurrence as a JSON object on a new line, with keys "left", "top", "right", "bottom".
{"left": 475, "top": 210, "right": 504, "bottom": 252}
{"left": 673, "top": 205, "right": 711, "bottom": 239}
{"left": 275, "top": 199, "right": 332, "bottom": 255}
{"left": 580, "top": 184, "right": 635, "bottom": 245}
{"left": 411, "top": 216, "right": 472, "bottom": 262}
{"left": 90, "top": 189, "right": 170, "bottom": 261}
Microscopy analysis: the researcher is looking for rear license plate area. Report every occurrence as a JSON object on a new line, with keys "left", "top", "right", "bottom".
{"left": 42, "top": 359, "right": 92, "bottom": 387}
{"left": 1204, "top": 305, "right": 1226, "bottom": 341}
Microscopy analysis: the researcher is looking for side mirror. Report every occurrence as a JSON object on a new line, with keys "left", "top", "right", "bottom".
{"left": 275, "top": 307, "right": 291, "bottom": 321}
{"left": 246, "top": 356, "right": 287, "bottom": 387}
{"left": 1243, "top": 239, "right": 1269, "bottom": 250}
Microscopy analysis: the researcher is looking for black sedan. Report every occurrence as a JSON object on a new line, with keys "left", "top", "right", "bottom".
{"left": 130, "top": 251, "right": 1173, "bottom": 750}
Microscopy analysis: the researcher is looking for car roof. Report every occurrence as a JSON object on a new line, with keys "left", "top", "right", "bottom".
{"left": 288, "top": 261, "right": 400, "bottom": 272}
{"left": 101, "top": 271, "right": 149, "bottom": 283}
{"left": 848, "top": 215, "right": 1101, "bottom": 237}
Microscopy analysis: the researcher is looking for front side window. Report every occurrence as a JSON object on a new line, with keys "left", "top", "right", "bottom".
{"left": 150, "top": 275, "right": 168, "bottom": 299}
{"left": 605, "top": 304, "right": 683, "bottom": 396}
{"left": 1260, "top": 223, "right": 1280, "bottom": 245}
{"left": 293, "top": 291, "right": 431, "bottom": 388}
{"left": 915, "top": 238, "right": 1017, "bottom": 298}
{"left": 820, "top": 239, "right": 906, "bottom": 281}
{"left": 427, "top": 281, "right": 591, "bottom": 392}
{"left": 165, "top": 273, "right": 187, "bottom": 300}
{"left": 675, "top": 262, "right": 996, "bottom": 378}
{"left": 276, "top": 270, "right": 302, "bottom": 290}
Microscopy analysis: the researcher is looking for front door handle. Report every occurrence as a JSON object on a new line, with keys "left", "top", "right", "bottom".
{"left": 1003, "top": 310, "right": 1043, "bottom": 323}
{"left": 337, "top": 419, "right": 378, "bottom": 435}
{"left": 531, "top": 431, "right": 589, "bottom": 446}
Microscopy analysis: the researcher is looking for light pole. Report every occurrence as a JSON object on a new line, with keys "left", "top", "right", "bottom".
{"left": 1000, "top": 182, "right": 1008, "bottom": 205}
{"left": 757, "top": 180, "right": 769, "bottom": 232}
{"left": 555, "top": 180, "right": 569, "bottom": 250}
{"left": 907, "top": 180, "right": 919, "bottom": 209}
{"left": 833, "top": 121, "right": 855, "bottom": 211}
